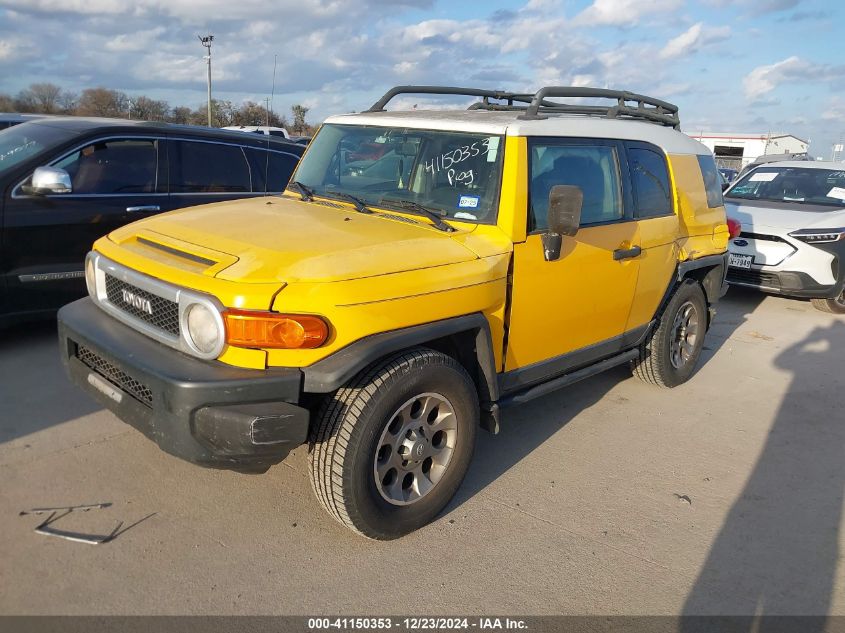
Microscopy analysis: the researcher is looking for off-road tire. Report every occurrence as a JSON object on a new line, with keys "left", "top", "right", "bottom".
{"left": 632, "top": 279, "right": 708, "bottom": 388}
{"left": 811, "top": 291, "right": 845, "bottom": 314}
{"left": 308, "top": 347, "right": 478, "bottom": 539}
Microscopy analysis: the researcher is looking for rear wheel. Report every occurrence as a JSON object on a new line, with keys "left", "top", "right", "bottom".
{"left": 811, "top": 289, "right": 845, "bottom": 314}
{"left": 308, "top": 348, "right": 478, "bottom": 539}
{"left": 632, "top": 279, "right": 708, "bottom": 388}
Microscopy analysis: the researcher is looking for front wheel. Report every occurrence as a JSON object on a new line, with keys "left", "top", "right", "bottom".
{"left": 632, "top": 279, "right": 708, "bottom": 388}
{"left": 811, "top": 289, "right": 845, "bottom": 314}
{"left": 308, "top": 348, "right": 478, "bottom": 539}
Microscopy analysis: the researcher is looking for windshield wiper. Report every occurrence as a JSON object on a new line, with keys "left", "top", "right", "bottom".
{"left": 322, "top": 192, "right": 374, "bottom": 214}
{"left": 379, "top": 198, "right": 455, "bottom": 232}
{"left": 286, "top": 180, "right": 314, "bottom": 201}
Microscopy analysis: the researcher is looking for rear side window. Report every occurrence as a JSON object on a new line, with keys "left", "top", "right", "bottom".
{"left": 245, "top": 148, "right": 299, "bottom": 192}
{"left": 628, "top": 146, "right": 672, "bottom": 217}
{"left": 54, "top": 138, "right": 160, "bottom": 194}
{"left": 529, "top": 143, "right": 623, "bottom": 230}
{"left": 697, "top": 154, "right": 724, "bottom": 208}
{"left": 170, "top": 141, "right": 251, "bottom": 193}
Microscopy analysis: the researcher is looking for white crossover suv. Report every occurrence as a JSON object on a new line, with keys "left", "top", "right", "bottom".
{"left": 725, "top": 161, "right": 845, "bottom": 313}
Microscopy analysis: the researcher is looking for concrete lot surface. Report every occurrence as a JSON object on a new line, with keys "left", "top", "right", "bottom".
{"left": 0, "top": 287, "right": 843, "bottom": 615}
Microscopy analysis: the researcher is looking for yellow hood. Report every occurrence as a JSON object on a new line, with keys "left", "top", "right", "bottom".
{"left": 108, "top": 196, "right": 480, "bottom": 284}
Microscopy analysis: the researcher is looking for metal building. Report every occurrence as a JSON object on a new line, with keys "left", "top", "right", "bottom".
{"left": 688, "top": 132, "right": 809, "bottom": 169}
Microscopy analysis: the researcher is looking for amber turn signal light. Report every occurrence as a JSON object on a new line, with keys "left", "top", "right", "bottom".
{"left": 223, "top": 309, "right": 328, "bottom": 349}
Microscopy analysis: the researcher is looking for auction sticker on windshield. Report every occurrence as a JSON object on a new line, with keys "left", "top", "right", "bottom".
{"left": 827, "top": 186, "right": 845, "bottom": 201}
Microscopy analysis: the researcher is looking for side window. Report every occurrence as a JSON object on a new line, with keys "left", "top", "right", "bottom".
{"left": 628, "top": 146, "right": 672, "bottom": 217}
{"left": 245, "top": 149, "right": 300, "bottom": 192}
{"left": 529, "top": 143, "right": 623, "bottom": 231}
{"left": 697, "top": 154, "right": 724, "bottom": 208}
{"left": 54, "top": 138, "right": 159, "bottom": 194}
{"left": 170, "top": 141, "right": 251, "bottom": 193}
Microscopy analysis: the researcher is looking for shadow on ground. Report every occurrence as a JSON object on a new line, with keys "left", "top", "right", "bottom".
{"left": 0, "top": 319, "right": 101, "bottom": 444}
{"left": 697, "top": 286, "right": 765, "bottom": 367}
{"left": 683, "top": 320, "right": 845, "bottom": 626}
{"left": 453, "top": 288, "right": 763, "bottom": 510}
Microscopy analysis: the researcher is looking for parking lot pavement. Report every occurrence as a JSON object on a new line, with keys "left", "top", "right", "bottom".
{"left": 0, "top": 288, "right": 843, "bottom": 616}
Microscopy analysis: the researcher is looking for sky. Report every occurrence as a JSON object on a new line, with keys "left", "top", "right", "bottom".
{"left": 0, "top": 0, "right": 842, "bottom": 157}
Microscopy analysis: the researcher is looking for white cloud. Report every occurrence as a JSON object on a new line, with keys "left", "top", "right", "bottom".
{"left": 574, "top": 0, "right": 683, "bottom": 27}
{"left": 659, "top": 22, "right": 731, "bottom": 59}
{"left": 105, "top": 27, "right": 166, "bottom": 52}
{"left": 0, "top": 38, "right": 17, "bottom": 61}
{"left": 0, "top": 0, "right": 131, "bottom": 14}
{"left": 744, "top": 56, "right": 845, "bottom": 100}
{"left": 823, "top": 97, "right": 845, "bottom": 122}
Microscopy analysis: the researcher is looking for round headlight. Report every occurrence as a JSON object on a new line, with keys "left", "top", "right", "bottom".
{"left": 185, "top": 303, "right": 222, "bottom": 356}
{"left": 85, "top": 257, "right": 96, "bottom": 297}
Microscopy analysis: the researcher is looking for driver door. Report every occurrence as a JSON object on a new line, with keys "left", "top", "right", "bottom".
{"left": 503, "top": 139, "right": 641, "bottom": 388}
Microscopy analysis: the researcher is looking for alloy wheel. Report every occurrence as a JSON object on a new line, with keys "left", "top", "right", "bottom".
{"left": 670, "top": 300, "right": 700, "bottom": 369}
{"left": 373, "top": 393, "right": 457, "bottom": 506}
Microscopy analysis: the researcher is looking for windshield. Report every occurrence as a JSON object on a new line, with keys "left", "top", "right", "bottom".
{"left": 293, "top": 124, "right": 504, "bottom": 223}
{"left": 726, "top": 166, "right": 845, "bottom": 207}
{"left": 0, "top": 123, "right": 76, "bottom": 177}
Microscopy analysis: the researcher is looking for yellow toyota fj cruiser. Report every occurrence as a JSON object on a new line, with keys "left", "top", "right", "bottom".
{"left": 59, "top": 86, "right": 731, "bottom": 539}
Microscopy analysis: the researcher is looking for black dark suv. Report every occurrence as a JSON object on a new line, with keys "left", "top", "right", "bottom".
{"left": 0, "top": 117, "right": 304, "bottom": 325}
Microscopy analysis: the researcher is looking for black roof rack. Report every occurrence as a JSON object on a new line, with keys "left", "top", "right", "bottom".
{"left": 367, "top": 85, "right": 680, "bottom": 129}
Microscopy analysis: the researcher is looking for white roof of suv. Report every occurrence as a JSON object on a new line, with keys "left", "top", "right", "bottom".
{"left": 328, "top": 86, "right": 711, "bottom": 156}
{"left": 327, "top": 109, "right": 709, "bottom": 156}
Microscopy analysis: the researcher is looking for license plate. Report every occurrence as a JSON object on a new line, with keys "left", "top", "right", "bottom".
{"left": 729, "top": 253, "right": 753, "bottom": 269}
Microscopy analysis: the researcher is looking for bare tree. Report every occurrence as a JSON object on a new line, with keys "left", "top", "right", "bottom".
{"left": 25, "top": 83, "right": 64, "bottom": 113}
{"left": 188, "top": 99, "right": 245, "bottom": 127}
{"left": 76, "top": 87, "right": 129, "bottom": 118}
{"left": 130, "top": 95, "right": 170, "bottom": 121}
{"left": 215, "top": 99, "right": 237, "bottom": 127}
{"left": 0, "top": 83, "right": 313, "bottom": 133}
{"left": 291, "top": 104, "right": 310, "bottom": 134}
{"left": 233, "top": 100, "right": 287, "bottom": 128}
{"left": 169, "top": 106, "right": 192, "bottom": 124}
{"left": 58, "top": 91, "right": 78, "bottom": 114}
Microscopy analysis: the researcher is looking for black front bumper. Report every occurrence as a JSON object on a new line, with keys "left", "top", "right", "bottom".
{"left": 58, "top": 298, "right": 309, "bottom": 472}
{"left": 726, "top": 267, "right": 844, "bottom": 299}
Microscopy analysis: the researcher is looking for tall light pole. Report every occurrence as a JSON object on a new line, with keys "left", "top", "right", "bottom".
{"left": 198, "top": 34, "right": 214, "bottom": 127}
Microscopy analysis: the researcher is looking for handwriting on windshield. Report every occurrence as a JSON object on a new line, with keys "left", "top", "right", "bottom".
{"left": 0, "top": 140, "right": 36, "bottom": 162}
{"left": 448, "top": 169, "right": 474, "bottom": 186}
{"left": 424, "top": 138, "right": 494, "bottom": 176}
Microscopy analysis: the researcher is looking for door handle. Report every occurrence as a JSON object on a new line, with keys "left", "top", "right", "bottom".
{"left": 613, "top": 245, "right": 642, "bottom": 261}
{"left": 126, "top": 205, "right": 160, "bottom": 213}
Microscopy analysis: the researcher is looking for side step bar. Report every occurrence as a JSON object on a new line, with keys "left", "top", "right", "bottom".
{"left": 498, "top": 348, "right": 640, "bottom": 409}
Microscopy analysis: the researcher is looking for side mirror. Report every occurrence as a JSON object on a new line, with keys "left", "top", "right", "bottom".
{"left": 542, "top": 185, "right": 583, "bottom": 261}
{"left": 721, "top": 181, "right": 730, "bottom": 192}
{"left": 23, "top": 166, "right": 73, "bottom": 195}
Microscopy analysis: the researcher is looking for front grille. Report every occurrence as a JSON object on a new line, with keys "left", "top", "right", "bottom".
{"left": 77, "top": 345, "right": 153, "bottom": 406}
{"left": 104, "top": 274, "right": 179, "bottom": 336}
{"left": 727, "top": 268, "right": 781, "bottom": 288}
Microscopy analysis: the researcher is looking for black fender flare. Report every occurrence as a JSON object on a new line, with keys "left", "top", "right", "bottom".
{"left": 654, "top": 252, "right": 729, "bottom": 329}
{"left": 677, "top": 252, "right": 730, "bottom": 304}
{"left": 302, "top": 313, "right": 500, "bottom": 408}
